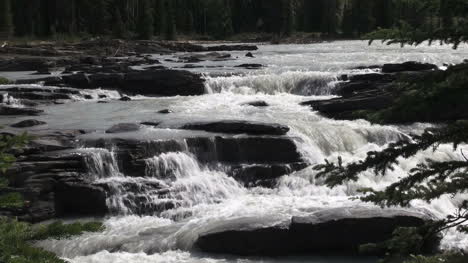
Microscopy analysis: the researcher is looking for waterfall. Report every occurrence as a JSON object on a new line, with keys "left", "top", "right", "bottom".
{"left": 34, "top": 41, "right": 468, "bottom": 263}
{"left": 1, "top": 93, "right": 24, "bottom": 108}
{"left": 81, "top": 148, "right": 121, "bottom": 179}
{"left": 204, "top": 71, "right": 340, "bottom": 95}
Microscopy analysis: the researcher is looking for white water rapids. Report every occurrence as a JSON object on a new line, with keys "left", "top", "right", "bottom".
{"left": 2, "top": 41, "right": 467, "bottom": 262}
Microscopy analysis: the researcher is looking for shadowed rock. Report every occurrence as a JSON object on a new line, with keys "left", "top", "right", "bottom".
{"left": 195, "top": 207, "right": 438, "bottom": 256}
{"left": 11, "top": 119, "right": 47, "bottom": 128}
{"left": 106, "top": 123, "right": 140, "bottom": 134}
{"left": 180, "top": 120, "right": 289, "bottom": 135}
{"left": 242, "top": 100, "right": 269, "bottom": 107}
{"left": 0, "top": 106, "right": 43, "bottom": 116}
{"left": 382, "top": 61, "right": 437, "bottom": 73}
{"left": 122, "top": 70, "right": 205, "bottom": 96}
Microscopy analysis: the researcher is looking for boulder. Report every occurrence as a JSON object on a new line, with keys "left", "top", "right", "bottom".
{"left": 5, "top": 91, "right": 72, "bottom": 101}
{"left": 235, "top": 64, "right": 263, "bottom": 69}
{"left": 246, "top": 52, "right": 254, "bottom": 58}
{"left": 157, "top": 109, "right": 173, "bottom": 114}
{"left": 178, "top": 52, "right": 232, "bottom": 63}
{"left": 195, "top": 207, "right": 438, "bottom": 256}
{"left": 62, "top": 73, "right": 92, "bottom": 89}
{"left": 122, "top": 70, "right": 205, "bottom": 96}
{"left": 55, "top": 181, "right": 108, "bottom": 216}
{"left": 180, "top": 120, "right": 289, "bottom": 136}
{"left": 120, "top": 96, "right": 132, "bottom": 101}
{"left": 11, "top": 119, "right": 47, "bottom": 128}
{"left": 207, "top": 45, "right": 258, "bottom": 52}
{"left": 230, "top": 163, "right": 308, "bottom": 187}
{"left": 106, "top": 123, "right": 141, "bottom": 134}
{"left": 212, "top": 136, "right": 301, "bottom": 164}
{"left": 89, "top": 73, "right": 125, "bottom": 88}
{"left": 242, "top": 100, "right": 269, "bottom": 107}
{"left": 140, "top": 121, "right": 160, "bottom": 127}
{"left": 382, "top": 61, "right": 438, "bottom": 73}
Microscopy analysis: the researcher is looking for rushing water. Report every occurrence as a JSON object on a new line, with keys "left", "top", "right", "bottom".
{"left": 3, "top": 41, "right": 468, "bottom": 262}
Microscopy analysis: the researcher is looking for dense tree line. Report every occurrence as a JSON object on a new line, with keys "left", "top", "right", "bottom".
{"left": 0, "top": 0, "right": 453, "bottom": 40}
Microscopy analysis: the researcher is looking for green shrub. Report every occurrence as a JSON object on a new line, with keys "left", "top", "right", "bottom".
{"left": 0, "top": 77, "right": 11, "bottom": 85}
{"left": 0, "top": 217, "right": 104, "bottom": 263}
{"left": 32, "top": 221, "right": 104, "bottom": 240}
{"left": 0, "top": 192, "right": 24, "bottom": 209}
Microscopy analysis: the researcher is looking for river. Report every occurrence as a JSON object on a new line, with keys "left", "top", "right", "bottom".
{"left": 6, "top": 40, "right": 468, "bottom": 262}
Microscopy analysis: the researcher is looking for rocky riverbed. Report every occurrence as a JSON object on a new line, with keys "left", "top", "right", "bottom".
{"left": 1, "top": 40, "right": 467, "bottom": 262}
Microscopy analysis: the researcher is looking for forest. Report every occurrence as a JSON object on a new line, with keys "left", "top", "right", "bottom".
{"left": 0, "top": 0, "right": 452, "bottom": 40}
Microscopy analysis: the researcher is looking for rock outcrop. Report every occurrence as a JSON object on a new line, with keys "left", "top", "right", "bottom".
{"left": 195, "top": 207, "right": 438, "bottom": 256}
{"left": 179, "top": 120, "right": 290, "bottom": 136}
{"left": 11, "top": 119, "right": 47, "bottom": 128}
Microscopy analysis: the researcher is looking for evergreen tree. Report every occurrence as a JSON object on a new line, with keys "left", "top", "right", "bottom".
{"left": 163, "top": 0, "right": 176, "bottom": 40}
{"left": 137, "top": 0, "right": 154, "bottom": 40}
{"left": 0, "top": 0, "right": 13, "bottom": 39}
{"left": 112, "top": 7, "right": 126, "bottom": 38}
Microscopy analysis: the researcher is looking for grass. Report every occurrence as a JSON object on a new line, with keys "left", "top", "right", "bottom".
{"left": 0, "top": 217, "right": 104, "bottom": 263}
{"left": 0, "top": 192, "right": 24, "bottom": 209}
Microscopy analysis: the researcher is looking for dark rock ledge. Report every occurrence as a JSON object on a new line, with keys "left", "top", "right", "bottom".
{"left": 194, "top": 206, "right": 439, "bottom": 256}
{"left": 178, "top": 120, "right": 290, "bottom": 136}
{"left": 18, "top": 69, "right": 206, "bottom": 97}
{"left": 301, "top": 61, "right": 439, "bottom": 121}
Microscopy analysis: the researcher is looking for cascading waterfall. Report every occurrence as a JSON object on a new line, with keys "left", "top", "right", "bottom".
{"left": 0, "top": 92, "right": 23, "bottom": 107}
{"left": 204, "top": 71, "right": 340, "bottom": 95}
{"left": 81, "top": 148, "right": 121, "bottom": 179}
{"left": 35, "top": 41, "right": 468, "bottom": 263}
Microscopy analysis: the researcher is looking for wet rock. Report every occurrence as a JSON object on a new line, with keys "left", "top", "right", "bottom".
{"left": 80, "top": 56, "right": 101, "bottom": 65}
{"left": 207, "top": 45, "right": 258, "bottom": 52}
{"left": 15, "top": 76, "right": 63, "bottom": 86}
{"left": 11, "top": 119, "right": 47, "bottom": 128}
{"left": 140, "top": 121, "right": 161, "bottom": 127}
{"left": 213, "top": 136, "right": 301, "bottom": 164}
{"left": 158, "top": 109, "right": 173, "bottom": 114}
{"left": 122, "top": 70, "right": 205, "bottom": 97}
{"left": 246, "top": 52, "right": 254, "bottom": 58}
{"left": 230, "top": 163, "right": 308, "bottom": 187}
{"left": 301, "top": 93, "right": 394, "bottom": 120}
{"left": 178, "top": 52, "right": 232, "bottom": 63}
{"left": 0, "top": 57, "right": 55, "bottom": 71}
{"left": 242, "top": 100, "right": 269, "bottom": 107}
{"left": 55, "top": 180, "right": 108, "bottom": 216}
{"left": 382, "top": 61, "right": 438, "bottom": 73}
{"left": 97, "top": 101, "right": 108, "bottom": 103}
{"left": 83, "top": 94, "right": 93, "bottom": 100}
{"left": 31, "top": 69, "right": 51, "bottom": 75}
{"left": 182, "top": 64, "right": 203, "bottom": 69}
{"left": 180, "top": 120, "right": 289, "bottom": 136}
{"left": 350, "top": 65, "right": 381, "bottom": 70}
{"left": 0, "top": 106, "right": 43, "bottom": 116}
{"left": 62, "top": 73, "right": 91, "bottom": 89}
{"left": 89, "top": 73, "right": 125, "bottom": 88}
{"left": 120, "top": 96, "right": 132, "bottom": 101}
{"left": 195, "top": 207, "right": 438, "bottom": 256}
{"left": 235, "top": 63, "right": 263, "bottom": 69}
{"left": 5, "top": 91, "right": 72, "bottom": 101}
{"left": 348, "top": 73, "right": 396, "bottom": 82}
{"left": 143, "top": 65, "right": 166, "bottom": 70}
{"left": 106, "top": 123, "right": 140, "bottom": 134}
